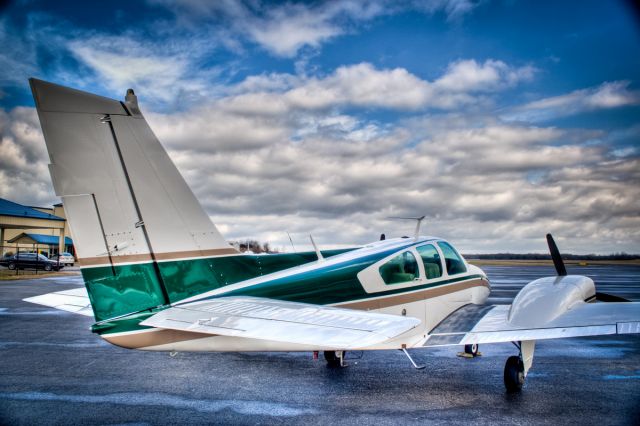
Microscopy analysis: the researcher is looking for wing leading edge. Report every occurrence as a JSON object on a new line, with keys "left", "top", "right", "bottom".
{"left": 141, "top": 296, "right": 421, "bottom": 349}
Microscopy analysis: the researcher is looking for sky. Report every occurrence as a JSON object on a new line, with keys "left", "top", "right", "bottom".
{"left": 0, "top": 0, "right": 639, "bottom": 254}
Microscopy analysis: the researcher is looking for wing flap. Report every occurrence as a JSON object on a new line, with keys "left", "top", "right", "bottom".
{"left": 425, "top": 302, "right": 640, "bottom": 347}
{"left": 141, "top": 296, "right": 421, "bottom": 349}
{"left": 23, "top": 287, "right": 93, "bottom": 317}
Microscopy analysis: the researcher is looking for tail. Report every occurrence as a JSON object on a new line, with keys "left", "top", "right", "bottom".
{"left": 30, "top": 79, "right": 237, "bottom": 321}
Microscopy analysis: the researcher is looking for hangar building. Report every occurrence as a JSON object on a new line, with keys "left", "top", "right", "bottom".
{"left": 0, "top": 198, "right": 73, "bottom": 258}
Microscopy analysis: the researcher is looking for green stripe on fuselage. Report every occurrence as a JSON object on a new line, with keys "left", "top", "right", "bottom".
{"left": 92, "top": 241, "right": 480, "bottom": 336}
{"left": 85, "top": 249, "right": 353, "bottom": 325}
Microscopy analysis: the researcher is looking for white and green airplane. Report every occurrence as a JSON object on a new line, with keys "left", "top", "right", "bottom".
{"left": 25, "top": 79, "right": 640, "bottom": 392}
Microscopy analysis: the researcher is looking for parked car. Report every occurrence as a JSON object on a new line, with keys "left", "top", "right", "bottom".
{"left": 50, "top": 252, "right": 75, "bottom": 266}
{"left": 0, "top": 253, "right": 64, "bottom": 271}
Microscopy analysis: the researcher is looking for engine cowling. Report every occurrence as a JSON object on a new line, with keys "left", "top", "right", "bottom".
{"left": 508, "top": 275, "right": 596, "bottom": 328}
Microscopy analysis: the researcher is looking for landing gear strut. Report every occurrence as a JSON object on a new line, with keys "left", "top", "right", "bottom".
{"left": 324, "top": 350, "right": 346, "bottom": 367}
{"left": 504, "top": 340, "right": 536, "bottom": 392}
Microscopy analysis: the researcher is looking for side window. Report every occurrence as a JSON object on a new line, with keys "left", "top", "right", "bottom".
{"left": 379, "top": 251, "right": 420, "bottom": 285}
{"left": 437, "top": 241, "right": 467, "bottom": 275}
{"left": 417, "top": 244, "right": 443, "bottom": 279}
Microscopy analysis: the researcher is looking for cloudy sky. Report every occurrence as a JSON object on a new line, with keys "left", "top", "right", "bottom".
{"left": 1, "top": 0, "right": 639, "bottom": 254}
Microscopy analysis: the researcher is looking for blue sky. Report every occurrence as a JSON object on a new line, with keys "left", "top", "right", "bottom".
{"left": 0, "top": 0, "right": 639, "bottom": 253}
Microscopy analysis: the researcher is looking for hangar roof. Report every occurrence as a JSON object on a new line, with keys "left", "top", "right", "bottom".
{"left": 0, "top": 198, "right": 65, "bottom": 221}
{"left": 8, "top": 233, "right": 73, "bottom": 245}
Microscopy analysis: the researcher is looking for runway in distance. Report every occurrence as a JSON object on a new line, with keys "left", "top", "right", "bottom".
{"left": 25, "top": 79, "right": 640, "bottom": 392}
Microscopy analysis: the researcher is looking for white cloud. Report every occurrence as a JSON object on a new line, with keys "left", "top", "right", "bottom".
{"left": 435, "top": 59, "right": 536, "bottom": 92}
{"left": 151, "top": 0, "right": 484, "bottom": 57}
{"left": 2, "top": 95, "right": 638, "bottom": 254}
{"left": 504, "top": 81, "right": 640, "bottom": 122}
{"left": 247, "top": 4, "right": 343, "bottom": 57}
{"left": 285, "top": 63, "right": 434, "bottom": 109}
{"left": 143, "top": 59, "right": 538, "bottom": 154}
{"left": 148, "top": 99, "right": 639, "bottom": 254}
{"left": 0, "top": 107, "right": 56, "bottom": 207}
{"left": 67, "top": 36, "right": 216, "bottom": 105}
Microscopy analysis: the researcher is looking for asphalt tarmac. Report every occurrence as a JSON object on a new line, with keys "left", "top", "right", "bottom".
{"left": 1, "top": 265, "right": 639, "bottom": 425}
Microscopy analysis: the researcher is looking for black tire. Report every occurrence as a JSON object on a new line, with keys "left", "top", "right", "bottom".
{"left": 323, "top": 351, "right": 343, "bottom": 367}
{"left": 8, "top": 262, "right": 16, "bottom": 270}
{"left": 504, "top": 355, "right": 525, "bottom": 392}
{"left": 464, "top": 344, "right": 479, "bottom": 356}
{"left": 44, "top": 264, "right": 52, "bottom": 272}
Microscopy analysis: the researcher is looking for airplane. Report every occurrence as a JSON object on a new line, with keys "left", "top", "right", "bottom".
{"left": 24, "top": 78, "right": 640, "bottom": 392}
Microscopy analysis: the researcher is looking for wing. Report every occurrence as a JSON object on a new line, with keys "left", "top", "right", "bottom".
{"left": 23, "top": 287, "right": 93, "bottom": 317}
{"left": 141, "top": 296, "right": 421, "bottom": 349}
{"left": 424, "top": 302, "right": 640, "bottom": 347}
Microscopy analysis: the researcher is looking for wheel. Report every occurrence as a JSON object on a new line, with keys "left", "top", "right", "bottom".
{"left": 323, "top": 350, "right": 343, "bottom": 367}
{"left": 464, "top": 344, "right": 479, "bottom": 357}
{"left": 504, "top": 355, "right": 525, "bottom": 392}
{"left": 8, "top": 262, "right": 16, "bottom": 270}
{"left": 44, "top": 264, "right": 52, "bottom": 272}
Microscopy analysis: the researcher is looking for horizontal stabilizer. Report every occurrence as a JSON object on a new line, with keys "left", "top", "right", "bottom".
{"left": 141, "top": 296, "right": 421, "bottom": 349}
{"left": 23, "top": 287, "right": 93, "bottom": 317}
{"left": 424, "top": 302, "right": 640, "bottom": 347}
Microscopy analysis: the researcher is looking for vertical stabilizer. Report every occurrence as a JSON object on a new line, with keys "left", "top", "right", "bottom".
{"left": 29, "top": 78, "right": 237, "bottom": 320}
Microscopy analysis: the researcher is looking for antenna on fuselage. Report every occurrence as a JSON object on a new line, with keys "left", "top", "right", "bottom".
{"left": 286, "top": 231, "right": 297, "bottom": 253}
{"left": 387, "top": 215, "right": 426, "bottom": 240}
{"left": 309, "top": 235, "right": 324, "bottom": 262}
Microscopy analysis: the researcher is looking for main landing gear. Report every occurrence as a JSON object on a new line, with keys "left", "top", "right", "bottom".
{"left": 504, "top": 356, "right": 525, "bottom": 392}
{"left": 504, "top": 340, "right": 536, "bottom": 392}
{"left": 324, "top": 350, "right": 346, "bottom": 367}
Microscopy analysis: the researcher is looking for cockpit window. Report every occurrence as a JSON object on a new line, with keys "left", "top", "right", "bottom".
{"left": 379, "top": 251, "right": 419, "bottom": 285}
{"left": 437, "top": 241, "right": 467, "bottom": 275}
{"left": 416, "top": 244, "right": 443, "bottom": 279}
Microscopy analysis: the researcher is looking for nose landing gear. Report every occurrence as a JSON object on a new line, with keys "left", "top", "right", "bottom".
{"left": 457, "top": 343, "right": 481, "bottom": 358}
{"left": 465, "top": 343, "right": 479, "bottom": 357}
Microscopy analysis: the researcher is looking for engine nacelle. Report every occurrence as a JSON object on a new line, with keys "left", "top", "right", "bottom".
{"left": 508, "top": 275, "right": 596, "bottom": 328}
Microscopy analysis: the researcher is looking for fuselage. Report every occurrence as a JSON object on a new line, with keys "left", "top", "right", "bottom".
{"left": 96, "top": 236, "right": 491, "bottom": 351}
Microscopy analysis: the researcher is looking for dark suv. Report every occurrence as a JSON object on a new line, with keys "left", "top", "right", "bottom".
{"left": 0, "top": 253, "right": 64, "bottom": 271}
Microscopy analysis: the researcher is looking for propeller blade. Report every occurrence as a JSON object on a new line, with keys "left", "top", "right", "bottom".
{"left": 546, "top": 233, "right": 567, "bottom": 276}
{"left": 595, "top": 292, "right": 630, "bottom": 302}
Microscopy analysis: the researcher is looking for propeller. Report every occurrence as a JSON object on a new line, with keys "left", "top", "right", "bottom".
{"left": 546, "top": 233, "right": 629, "bottom": 302}
{"left": 546, "top": 233, "right": 566, "bottom": 276}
